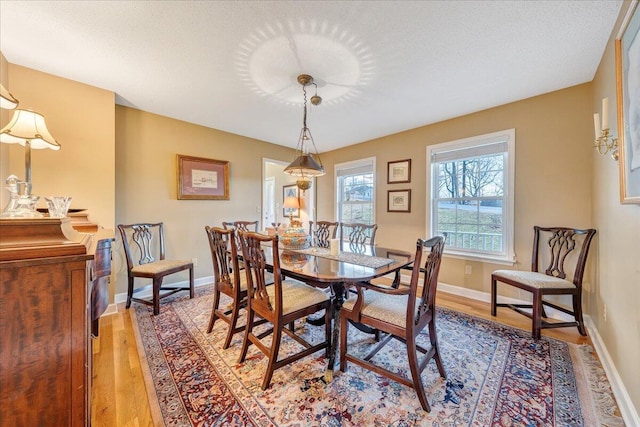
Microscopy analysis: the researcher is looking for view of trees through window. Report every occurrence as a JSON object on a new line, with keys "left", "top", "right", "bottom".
{"left": 434, "top": 153, "right": 505, "bottom": 253}
{"left": 339, "top": 172, "right": 374, "bottom": 224}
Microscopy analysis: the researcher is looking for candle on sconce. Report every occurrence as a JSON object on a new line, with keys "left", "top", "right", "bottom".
{"left": 602, "top": 97, "right": 609, "bottom": 130}
{"left": 593, "top": 113, "right": 601, "bottom": 139}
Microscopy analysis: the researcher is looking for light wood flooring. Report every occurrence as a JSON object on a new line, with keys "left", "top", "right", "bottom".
{"left": 91, "top": 291, "right": 592, "bottom": 427}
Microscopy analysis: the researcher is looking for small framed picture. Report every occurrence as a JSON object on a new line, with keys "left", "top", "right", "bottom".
{"left": 387, "top": 159, "right": 411, "bottom": 184}
{"left": 387, "top": 189, "right": 411, "bottom": 213}
{"left": 177, "top": 154, "right": 229, "bottom": 200}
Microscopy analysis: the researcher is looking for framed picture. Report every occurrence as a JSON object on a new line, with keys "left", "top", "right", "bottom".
{"left": 387, "top": 159, "right": 411, "bottom": 184}
{"left": 387, "top": 189, "right": 411, "bottom": 213}
{"left": 282, "top": 184, "right": 300, "bottom": 218}
{"left": 616, "top": 0, "right": 640, "bottom": 204}
{"left": 177, "top": 154, "right": 229, "bottom": 200}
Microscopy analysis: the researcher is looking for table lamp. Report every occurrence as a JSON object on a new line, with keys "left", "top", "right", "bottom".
{"left": 283, "top": 196, "right": 300, "bottom": 227}
{"left": 0, "top": 109, "right": 61, "bottom": 218}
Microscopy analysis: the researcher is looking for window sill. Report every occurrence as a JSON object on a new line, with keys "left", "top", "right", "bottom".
{"left": 443, "top": 250, "right": 516, "bottom": 266}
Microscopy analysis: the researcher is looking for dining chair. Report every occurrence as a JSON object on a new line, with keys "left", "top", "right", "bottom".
{"left": 491, "top": 226, "right": 596, "bottom": 339}
{"left": 205, "top": 226, "right": 271, "bottom": 349}
{"left": 309, "top": 220, "right": 338, "bottom": 248}
{"left": 237, "top": 231, "right": 332, "bottom": 390}
{"left": 222, "top": 220, "right": 259, "bottom": 233}
{"left": 117, "top": 222, "right": 194, "bottom": 315}
{"left": 339, "top": 222, "right": 378, "bottom": 252}
{"left": 339, "top": 235, "right": 447, "bottom": 412}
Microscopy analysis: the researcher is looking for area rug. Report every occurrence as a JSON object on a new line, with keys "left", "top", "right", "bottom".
{"left": 131, "top": 285, "right": 624, "bottom": 426}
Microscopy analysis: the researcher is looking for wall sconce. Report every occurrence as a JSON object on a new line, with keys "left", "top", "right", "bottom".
{"left": 593, "top": 97, "right": 619, "bottom": 160}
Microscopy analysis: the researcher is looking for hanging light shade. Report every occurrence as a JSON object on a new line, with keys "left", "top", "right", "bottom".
{"left": 284, "top": 74, "right": 325, "bottom": 192}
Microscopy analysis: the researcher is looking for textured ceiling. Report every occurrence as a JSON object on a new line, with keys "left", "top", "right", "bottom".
{"left": 0, "top": 1, "right": 623, "bottom": 151}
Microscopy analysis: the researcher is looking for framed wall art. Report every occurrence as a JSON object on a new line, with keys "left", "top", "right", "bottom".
{"left": 177, "top": 154, "right": 229, "bottom": 200}
{"left": 616, "top": 0, "right": 640, "bottom": 204}
{"left": 387, "top": 159, "right": 411, "bottom": 184}
{"left": 282, "top": 184, "right": 300, "bottom": 218}
{"left": 387, "top": 189, "right": 411, "bottom": 213}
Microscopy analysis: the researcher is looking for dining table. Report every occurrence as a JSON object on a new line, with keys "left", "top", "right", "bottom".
{"left": 260, "top": 242, "right": 415, "bottom": 381}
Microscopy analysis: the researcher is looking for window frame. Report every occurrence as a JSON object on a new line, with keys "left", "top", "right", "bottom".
{"left": 426, "top": 129, "right": 516, "bottom": 264}
{"left": 334, "top": 157, "right": 376, "bottom": 226}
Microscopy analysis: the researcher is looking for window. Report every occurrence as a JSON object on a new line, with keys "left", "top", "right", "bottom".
{"left": 335, "top": 157, "right": 376, "bottom": 225}
{"left": 427, "top": 129, "right": 515, "bottom": 263}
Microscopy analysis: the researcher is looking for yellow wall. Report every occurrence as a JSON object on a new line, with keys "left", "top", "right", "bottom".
{"left": 114, "top": 106, "right": 296, "bottom": 291}
{"left": 318, "top": 84, "right": 594, "bottom": 299}
{"left": 2, "top": 64, "right": 115, "bottom": 229}
{"left": 591, "top": 0, "right": 640, "bottom": 413}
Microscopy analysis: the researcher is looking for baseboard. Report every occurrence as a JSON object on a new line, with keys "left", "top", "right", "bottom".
{"left": 100, "top": 303, "right": 118, "bottom": 317}
{"left": 438, "top": 280, "right": 638, "bottom": 426}
{"left": 114, "top": 275, "right": 214, "bottom": 304}
{"left": 584, "top": 315, "right": 640, "bottom": 426}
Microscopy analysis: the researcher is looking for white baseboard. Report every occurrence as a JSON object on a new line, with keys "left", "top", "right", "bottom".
{"left": 114, "top": 275, "right": 214, "bottom": 304}
{"left": 100, "top": 303, "right": 118, "bottom": 318}
{"left": 438, "top": 280, "right": 638, "bottom": 427}
{"left": 584, "top": 315, "right": 640, "bottom": 426}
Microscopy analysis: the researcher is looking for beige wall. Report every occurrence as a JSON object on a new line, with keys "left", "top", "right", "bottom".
{"left": 591, "top": 0, "right": 640, "bottom": 413}
{"left": 318, "top": 84, "right": 594, "bottom": 298}
{"left": 1, "top": 63, "right": 115, "bottom": 229}
{"left": 114, "top": 106, "right": 296, "bottom": 293}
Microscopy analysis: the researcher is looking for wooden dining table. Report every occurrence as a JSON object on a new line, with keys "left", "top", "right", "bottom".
{"left": 260, "top": 243, "right": 415, "bottom": 380}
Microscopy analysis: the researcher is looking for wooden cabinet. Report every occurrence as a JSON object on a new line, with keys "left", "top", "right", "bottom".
{"left": 0, "top": 218, "right": 112, "bottom": 427}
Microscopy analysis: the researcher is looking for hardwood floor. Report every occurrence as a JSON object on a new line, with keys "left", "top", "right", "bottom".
{"left": 90, "top": 290, "right": 592, "bottom": 426}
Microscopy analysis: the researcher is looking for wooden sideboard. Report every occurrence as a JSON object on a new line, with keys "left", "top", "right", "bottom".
{"left": 0, "top": 218, "right": 113, "bottom": 426}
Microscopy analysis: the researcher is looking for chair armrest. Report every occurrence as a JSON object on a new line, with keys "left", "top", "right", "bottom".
{"left": 354, "top": 280, "right": 411, "bottom": 295}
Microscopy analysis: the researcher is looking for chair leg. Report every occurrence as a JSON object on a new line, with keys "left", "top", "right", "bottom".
{"left": 207, "top": 288, "right": 221, "bottom": 333}
{"left": 429, "top": 319, "right": 446, "bottom": 379}
{"left": 532, "top": 290, "right": 542, "bottom": 340}
{"left": 223, "top": 301, "right": 240, "bottom": 350}
{"left": 407, "top": 338, "right": 431, "bottom": 412}
{"left": 262, "top": 327, "right": 282, "bottom": 390}
{"left": 324, "top": 304, "right": 332, "bottom": 358}
{"left": 126, "top": 277, "right": 134, "bottom": 309}
{"left": 573, "top": 293, "right": 587, "bottom": 336}
{"left": 189, "top": 267, "right": 195, "bottom": 299}
{"left": 237, "top": 309, "right": 254, "bottom": 364}
{"left": 153, "top": 277, "right": 162, "bottom": 315}
{"left": 490, "top": 277, "right": 497, "bottom": 316}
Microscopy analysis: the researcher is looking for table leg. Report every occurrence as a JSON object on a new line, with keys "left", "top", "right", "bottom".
{"left": 325, "top": 282, "right": 345, "bottom": 382}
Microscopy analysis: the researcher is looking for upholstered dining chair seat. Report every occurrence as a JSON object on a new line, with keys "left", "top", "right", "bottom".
{"left": 492, "top": 270, "right": 575, "bottom": 290}
{"left": 343, "top": 290, "right": 415, "bottom": 329}
{"left": 267, "top": 279, "right": 330, "bottom": 316}
{"left": 131, "top": 259, "right": 193, "bottom": 275}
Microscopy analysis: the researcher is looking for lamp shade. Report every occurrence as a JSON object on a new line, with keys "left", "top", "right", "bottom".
{"left": 0, "top": 83, "right": 19, "bottom": 109}
{"left": 284, "top": 153, "right": 325, "bottom": 177}
{"left": 0, "top": 109, "right": 61, "bottom": 150}
{"left": 283, "top": 196, "right": 300, "bottom": 210}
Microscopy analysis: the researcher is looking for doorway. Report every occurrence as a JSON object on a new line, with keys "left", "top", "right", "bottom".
{"left": 262, "top": 158, "right": 315, "bottom": 231}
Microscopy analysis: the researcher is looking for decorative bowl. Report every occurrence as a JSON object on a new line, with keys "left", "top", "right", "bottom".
{"left": 280, "top": 226, "right": 311, "bottom": 250}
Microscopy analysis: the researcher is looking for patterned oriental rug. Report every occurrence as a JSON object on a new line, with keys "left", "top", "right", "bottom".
{"left": 131, "top": 286, "right": 624, "bottom": 426}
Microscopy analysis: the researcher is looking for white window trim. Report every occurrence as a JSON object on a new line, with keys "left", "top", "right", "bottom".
{"left": 426, "top": 129, "right": 516, "bottom": 265}
{"left": 334, "top": 157, "right": 376, "bottom": 224}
